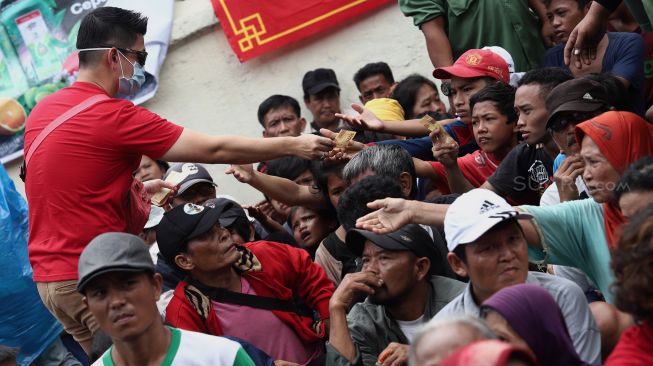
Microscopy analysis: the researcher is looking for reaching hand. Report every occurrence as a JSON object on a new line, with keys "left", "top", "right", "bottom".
{"left": 377, "top": 343, "right": 410, "bottom": 366}
{"left": 563, "top": 2, "right": 608, "bottom": 68}
{"left": 356, "top": 198, "right": 413, "bottom": 234}
{"left": 143, "top": 179, "right": 177, "bottom": 195}
{"left": 329, "top": 271, "right": 383, "bottom": 311}
{"left": 225, "top": 164, "right": 255, "bottom": 184}
{"left": 293, "top": 134, "right": 335, "bottom": 160}
{"left": 336, "top": 103, "right": 385, "bottom": 132}
{"left": 319, "top": 128, "right": 367, "bottom": 163}
{"left": 430, "top": 130, "right": 459, "bottom": 168}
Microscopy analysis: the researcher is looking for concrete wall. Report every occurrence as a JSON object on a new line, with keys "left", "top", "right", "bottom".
{"left": 4, "top": 0, "right": 435, "bottom": 205}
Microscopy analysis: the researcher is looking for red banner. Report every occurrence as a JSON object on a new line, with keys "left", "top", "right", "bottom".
{"left": 211, "top": 0, "right": 392, "bottom": 62}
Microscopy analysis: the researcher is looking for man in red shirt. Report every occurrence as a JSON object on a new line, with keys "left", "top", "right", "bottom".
{"left": 159, "top": 202, "right": 334, "bottom": 365}
{"left": 25, "top": 7, "right": 333, "bottom": 354}
{"left": 414, "top": 82, "right": 518, "bottom": 195}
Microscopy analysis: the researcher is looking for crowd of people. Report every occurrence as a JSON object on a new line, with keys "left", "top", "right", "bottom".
{"left": 2, "top": 0, "right": 653, "bottom": 365}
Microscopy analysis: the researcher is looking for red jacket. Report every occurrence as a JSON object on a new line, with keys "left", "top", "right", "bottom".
{"left": 165, "top": 241, "right": 335, "bottom": 344}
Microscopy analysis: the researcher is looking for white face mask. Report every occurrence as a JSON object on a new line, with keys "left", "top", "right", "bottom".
{"left": 78, "top": 48, "right": 146, "bottom": 95}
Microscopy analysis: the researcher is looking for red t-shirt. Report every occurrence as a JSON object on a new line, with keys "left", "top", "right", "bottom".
{"left": 606, "top": 321, "right": 653, "bottom": 366}
{"left": 24, "top": 82, "right": 183, "bottom": 282}
{"left": 429, "top": 150, "right": 501, "bottom": 194}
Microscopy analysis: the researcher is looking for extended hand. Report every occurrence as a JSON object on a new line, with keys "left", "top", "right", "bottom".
{"left": 293, "top": 134, "right": 335, "bottom": 160}
{"left": 356, "top": 198, "right": 413, "bottom": 234}
{"left": 143, "top": 179, "right": 177, "bottom": 195}
{"left": 336, "top": 103, "right": 385, "bottom": 132}
{"left": 430, "top": 130, "right": 458, "bottom": 168}
{"left": 225, "top": 164, "right": 255, "bottom": 184}
{"left": 563, "top": 2, "right": 608, "bottom": 68}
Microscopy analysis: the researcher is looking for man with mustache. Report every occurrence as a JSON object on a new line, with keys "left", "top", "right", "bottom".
{"left": 326, "top": 225, "right": 465, "bottom": 366}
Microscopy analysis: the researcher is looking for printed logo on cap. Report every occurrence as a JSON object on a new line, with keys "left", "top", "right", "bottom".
{"left": 479, "top": 200, "right": 500, "bottom": 214}
{"left": 583, "top": 93, "right": 594, "bottom": 100}
{"left": 181, "top": 163, "right": 199, "bottom": 175}
{"left": 183, "top": 203, "right": 205, "bottom": 215}
{"left": 400, "top": 235, "right": 412, "bottom": 242}
{"left": 465, "top": 53, "right": 482, "bottom": 65}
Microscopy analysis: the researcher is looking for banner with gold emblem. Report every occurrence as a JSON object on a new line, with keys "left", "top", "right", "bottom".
{"left": 210, "top": 0, "right": 392, "bottom": 62}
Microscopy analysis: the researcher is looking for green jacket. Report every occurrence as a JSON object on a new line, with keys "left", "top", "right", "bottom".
{"left": 325, "top": 276, "right": 465, "bottom": 366}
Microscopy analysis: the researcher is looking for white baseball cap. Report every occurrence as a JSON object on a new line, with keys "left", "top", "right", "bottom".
{"left": 482, "top": 46, "right": 515, "bottom": 73}
{"left": 444, "top": 189, "right": 532, "bottom": 252}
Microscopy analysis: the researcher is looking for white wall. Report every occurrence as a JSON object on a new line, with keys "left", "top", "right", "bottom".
{"left": 4, "top": 0, "right": 435, "bottom": 205}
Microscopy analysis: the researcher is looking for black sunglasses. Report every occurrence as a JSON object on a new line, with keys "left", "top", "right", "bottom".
{"left": 99, "top": 44, "right": 148, "bottom": 66}
{"left": 548, "top": 111, "right": 597, "bottom": 132}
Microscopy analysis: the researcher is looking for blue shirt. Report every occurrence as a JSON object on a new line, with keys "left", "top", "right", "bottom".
{"left": 553, "top": 153, "right": 566, "bottom": 173}
{"left": 543, "top": 32, "right": 646, "bottom": 116}
{"left": 377, "top": 120, "right": 479, "bottom": 160}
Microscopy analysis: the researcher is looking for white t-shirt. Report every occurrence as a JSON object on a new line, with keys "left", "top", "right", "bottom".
{"left": 396, "top": 315, "right": 425, "bottom": 344}
{"left": 92, "top": 327, "right": 254, "bottom": 366}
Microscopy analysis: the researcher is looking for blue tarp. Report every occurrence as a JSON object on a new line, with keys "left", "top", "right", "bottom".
{"left": 0, "top": 165, "right": 62, "bottom": 365}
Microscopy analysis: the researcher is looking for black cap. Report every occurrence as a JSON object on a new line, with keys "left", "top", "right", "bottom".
{"left": 202, "top": 198, "right": 249, "bottom": 228}
{"left": 545, "top": 78, "right": 609, "bottom": 129}
{"left": 156, "top": 203, "right": 233, "bottom": 264}
{"left": 164, "top": 163, "right": 216, "bottom": 195}
{"left": 346, "top": 224, "right": 439, "bottom": 263}
{"left": 77, "top": 233, "right": 155, "bottom": 293}
{"left": 302, "top": 68, "right": 340, "bottom": 96}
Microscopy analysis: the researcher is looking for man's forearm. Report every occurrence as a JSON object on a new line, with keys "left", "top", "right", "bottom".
{"left": 328, "top": 307, "right": 357, "bottom": 362}
{"left": 408, "top": 200, "right": 449, "bottom": 227}
{"left": 380, "top": 119, "right": 430, "bottom": 137}
{"left": 421, "top": 17, "right": 454, "bottom": 68}
{"left": 163, "top": 130, "right": 300, "bottom": 164}
{"left": 249, "top": 171, "right": 326, "bottom": 209}
{"left": 444, "top": 164, "right": 474, "bottom": 194}
{"left": 210, "top": 136, "right": 299, "bottom": 164}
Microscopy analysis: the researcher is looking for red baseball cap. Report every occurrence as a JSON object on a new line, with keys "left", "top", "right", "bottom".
{"left": 433, "top": 49, "right": 510, "bottom": 83}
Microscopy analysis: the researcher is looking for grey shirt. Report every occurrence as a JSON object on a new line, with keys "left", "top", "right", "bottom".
{"left": 434, "top": 271, "right": 601, "bottom": 364}
{"left": 326, "top": 276, "right": 465, "bottom": 366}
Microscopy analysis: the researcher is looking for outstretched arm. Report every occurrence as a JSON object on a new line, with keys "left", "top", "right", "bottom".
{"left": 337, "top": 104, "right": 447, "bottom": 138}
{"left": 225, "top": 164, "right": 327, "bottom": 210}
{"left": 162, "top": 129, "right": 334, "bottom": 164}
{"left": 355, "top": 198, "right": 543, "bottom": 249}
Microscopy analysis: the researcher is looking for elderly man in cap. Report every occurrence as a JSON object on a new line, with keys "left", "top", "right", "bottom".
{"left": 327, "top": 224, "right": 465, "bottom": 366}
{"left": 77, "top": 232, "right": 255, "bottom": 366}
{"left": 158, "top": 202, "right": 334, "bottom": 366}
{"left": 540, "top": 77, "right": 612, "bottom": 205}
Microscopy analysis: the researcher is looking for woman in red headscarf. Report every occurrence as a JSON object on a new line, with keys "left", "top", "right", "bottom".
{"left": 515, "top": 111, "right": 653, "bottom": 305}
